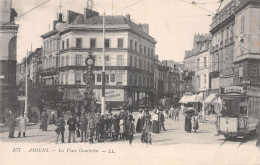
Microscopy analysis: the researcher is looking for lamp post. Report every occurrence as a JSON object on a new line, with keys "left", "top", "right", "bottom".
{"left": 24, "top": 50, "right": 28, "bottom": 118}
{"left": 101, "top": 11, "right": 106, "bottom": 115}
{"left": 84, "top": 53, "right": 95, "bottom": 114}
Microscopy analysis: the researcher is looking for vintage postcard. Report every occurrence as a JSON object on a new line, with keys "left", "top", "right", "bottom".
{"left": 0, "top": 0, "right": 260, "bottom": 164}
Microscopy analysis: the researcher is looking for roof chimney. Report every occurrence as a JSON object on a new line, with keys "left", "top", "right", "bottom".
{"left": 84, "top": 8, "right": 99, "bottom": 19}
{"left": 141, "top": 24, "right": 149, "bottom": 34}
{"left": 125, "top": 14, "right": 130, "bottom": 21}
{"left": 58, "top": 0, "right": 63, "bottom": 22}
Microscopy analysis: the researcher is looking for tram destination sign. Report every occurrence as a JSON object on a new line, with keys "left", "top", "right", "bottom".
{"left": 225, "top": 86, "right": 244, "bottom": 94}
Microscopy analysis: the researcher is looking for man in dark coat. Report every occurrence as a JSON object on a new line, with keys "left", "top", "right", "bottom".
{"left": 94, "top": 112, "right": 101, "bottom": 141}
{"left": 88, "top": 114, "right": 96, "bottom": 143}
{"left": 160, "top": 111, "right": 167, "bottom": 131}
{"left": 8, "top": 113, "right": 16, "bottom": 139}
{"left": 55, "top": 115, "right": 66, "bottom": 143}
{"left": 79, "top": 112, "right": 88, "bottom": 142}
{"left": 128, "top": 118, "right": 135, "bottom": 144}
{"left": 142, "top": 114, "right": 152, "bottom": 144}
{"left": 67, "top": 114, "right": 77, "bottom": 143}
{"left": 111, "top": 114, "right": 120, "bottom": 141}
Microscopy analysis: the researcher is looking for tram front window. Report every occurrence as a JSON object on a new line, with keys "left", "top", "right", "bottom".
{"left": 220, "top": 97, "right": 247, "bottom": 117}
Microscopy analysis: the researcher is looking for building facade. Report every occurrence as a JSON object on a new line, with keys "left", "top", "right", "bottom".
{"left": 40, "top": 8, "right": 157, "bottom": 108}
{"left": 154, "top": 59, "right": 179, "bottom": 106}
{"left": 210, "top": 0, "right": 236, "bottom": 90}
{"left": 0, "top": 0, "right": 19, "bottom": 122}
{"left": 16, "top": 48, "right": 42, "bottom": 86}
{"left": 233, "top": 0, "right": 260, "bottom": 85}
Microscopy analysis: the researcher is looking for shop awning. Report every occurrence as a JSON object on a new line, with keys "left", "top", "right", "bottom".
{"left": 179, "top": 95, "right": 199, "bottom": 104}
{"left": 204, "top": 94, "right": 216, "bottom": 104}
{"left": 189, "top": 95, "right": 198, "bottom": 103}
{"left": 179, "top": 96, "right": 189, "bottom": 104}
{"left": 197, "top": 92, "right": 204, "bottom": 103}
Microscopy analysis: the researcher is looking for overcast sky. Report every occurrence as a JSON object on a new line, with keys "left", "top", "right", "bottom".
{"left": 13, "top": 0, "right": 230, "bottom": 63}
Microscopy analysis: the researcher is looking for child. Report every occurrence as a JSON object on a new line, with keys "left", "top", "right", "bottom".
{"left": 193, "top": 113, "right": 199, "bottom": 133}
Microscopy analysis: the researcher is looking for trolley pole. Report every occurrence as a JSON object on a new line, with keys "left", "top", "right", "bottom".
{"left": 101, "top": 10, "right": 106, "bottom": 115}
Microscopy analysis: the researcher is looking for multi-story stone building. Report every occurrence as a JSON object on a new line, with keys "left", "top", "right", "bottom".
{"left": 154, "top": 59, "right": 179, "bottom": 106}
{"left": 182, "top": 33, "right": 211, "bottom": 114}
{"left": 16, "top": 48, "right": 42, "bottom": 86}
{"left": 210, "top": 0, "right": 236, "bottom": 90}
{"left": 233, "top": 0, "right": 260, "bottom": 84}
{"left": 40, "top": 7, "right": 157, "bottom": 108}
{"left": 16, "top": 58, "right": 26, "bottom": 86}
{"left": 188, "top": 34, "right": 212, "bottom": 93}
{"left": 183, "top": 33, "right": 211, "bottom": 94}
{"left": 0, "top": 0, "right": 19, "bottom": 122}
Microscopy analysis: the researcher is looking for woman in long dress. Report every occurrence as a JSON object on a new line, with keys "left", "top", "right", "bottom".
{"left": 119, "top": 111, "right": 125, "bottom": 139}
{"left": 136, "top": 109, "right": 143, "bottom": 133}
{"left": 152, "top": 110, "right": 159, "bottom": 133}
{"left": 184, "top": 113, "right": 192, "bottom": 133}
{"left": 40, "top": 110, "right": 49, "bottom": 131}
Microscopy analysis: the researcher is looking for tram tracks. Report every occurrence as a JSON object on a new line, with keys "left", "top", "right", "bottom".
{"left": 218, "top": 138, "right": 246, "bottom": 149}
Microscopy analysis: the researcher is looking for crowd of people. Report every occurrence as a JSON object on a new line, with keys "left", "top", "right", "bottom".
{"left": 48, "top": 109, "right": 137, "bottom": 144}
{"left": 5, "top": 104, "right": 182, "bottom": 143}
{"left": 49, "top": 105, "right": 184, "bottom": 144}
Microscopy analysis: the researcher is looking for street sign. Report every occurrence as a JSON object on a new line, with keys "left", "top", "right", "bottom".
{"left": 18, "top": 96, "right": 26, "bottom": 101}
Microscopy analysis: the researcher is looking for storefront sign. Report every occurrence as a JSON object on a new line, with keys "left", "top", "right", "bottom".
{"left": 94, "top": 89, "right": 124, "bottom": 102}
{"left": 105, "top": 89, "right": 124, "bottom": 101}
{"left": 63, "top": 88, "right": 85, "bottom": 101}
{"left": 225, "top": 86, "right": 244, "bottom": 94}
{"left": 64, "top": 88, "right": 125, "bottom": 102}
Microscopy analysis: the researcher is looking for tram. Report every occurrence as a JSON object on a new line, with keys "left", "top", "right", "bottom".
{"left": 217, "top": 83, "right": 260, "bottom": 138}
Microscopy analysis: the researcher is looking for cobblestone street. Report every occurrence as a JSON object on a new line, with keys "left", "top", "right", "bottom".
{"left": 1, "top": 112, "right": 260, "bottom": 165}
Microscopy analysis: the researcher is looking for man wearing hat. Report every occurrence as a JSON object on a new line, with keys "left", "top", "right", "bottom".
{"left": 88, "top": 113, "right": 96, "bottom": 143}
{"left": 55, "top": 115, "right": 66, "bottom": 143}
{"left": 79, "top": 111, "right": 88, "bottom": 142}
{"left": 95, "top": 112, "right": 101, "bottom": 141}
{"left": 142, "top": 114, "right": 152, "bottom": 144}
{"left": 67, "top": 114, "right": 78, "bottom": 143}
{"left": 8, "top": 112, "right": 16, "bottom": 139}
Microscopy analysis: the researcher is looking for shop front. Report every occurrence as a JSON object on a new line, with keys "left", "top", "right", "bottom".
{"left": 203, "top": 93, "right": 222, "bottom": 115}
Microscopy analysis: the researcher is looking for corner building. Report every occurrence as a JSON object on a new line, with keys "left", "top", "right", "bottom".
{"left": 41, "top": 9, "right": 157, "bottom": 108}
{"left": 233, "top": 0, "right": 260, "bottom": 84}
{"left": 210, "top": 1, "right": 236, "bottom": 90}
{"left": 0, "top": 0, "right": 19, "bottom": 121}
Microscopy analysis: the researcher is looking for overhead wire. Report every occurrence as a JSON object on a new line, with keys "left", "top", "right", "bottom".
{"left": 179, "top": 0, "right": 216, "bottom": 15}
{"left": 113, "top": 0, "right": 145, "bottom": 14}
{"left": 4, "top": 0, "right": 50, "bottom": 25}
